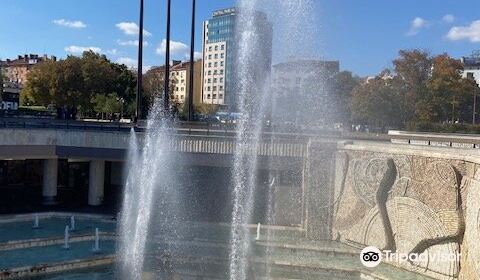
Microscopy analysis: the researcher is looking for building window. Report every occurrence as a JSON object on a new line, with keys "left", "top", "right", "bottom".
{"left": 214, "top": 62, "right": 218, "bottom": 67}
{"left": 207, "top": 87, "right": 211, "bottom": 91}
{"left": 214, "top": 78, "right": 217, "bottom": 83}
{"left": 221, "top": 53, "right": 224, "bottom": 59}
{"left": 214, "top": 70, "right": 218, "bottom": 75}
{"left": 219, "top": 94, "right": 223, "bottom": 99}
{"left": 208, "top": 70, "right": 211, "bottom": 75}
{"left": 215, "top": 46, "right": 218, "bottom": 51}
{"left": 181, "top": 87, "right": 184, "bottom": 91}
{"left": 207, "top": 94, "right": 211, "bottom": 99}
{"left": 220, "top": 78, "right": 223, "bottom": 83}
{"left": 214, "top": 54, "right": 218, "bottom": 59}
{"left": 213, "top": 86, "right": 217, "bottom": 91}
{"left": 220, "top": 61, "right": 224, "bottom": 66}
{"left": 220, "top": 70, "right": 224, "bottom": 74}
{"left": 176, "top": 87, "right": 179, "bottom": 91}
{"left": 221, "top": 45, "right": 225, "bottom": 50}
{"left": 208, "top": 78, "right": 211, "bottom": 83}
{"left": 220, "top": 86, "right": 223, "bottom": 90}
{"left": 181, "top": 95, "right": 184, "bottom": 99}
{"left": 208, "top": 55, "right": 212, "bottom": 60}
{"left": 213, "top": 94, "right": 217, "bottom": 99}
{"left": 208, "top": 62, "right": 212, "bottom": 67}
{"left": 209, "top": 46, "right": 212, "bottom": 51}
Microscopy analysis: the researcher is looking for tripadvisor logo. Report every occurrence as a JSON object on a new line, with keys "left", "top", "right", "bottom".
{"left": 360, "top": 246, "right": 461, "bottom": 268}
{"left": 360, "top": 246, "right": 382, "bottom": 268}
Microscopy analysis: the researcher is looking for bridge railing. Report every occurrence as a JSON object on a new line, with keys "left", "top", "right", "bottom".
{"left": 389, "top": 130, "right": 480, "bottom": 149}
{"left": 0, "top": 117, "right": 344, "bottom": 140}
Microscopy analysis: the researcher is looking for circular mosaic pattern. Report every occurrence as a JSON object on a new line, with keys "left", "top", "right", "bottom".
{"left": 360, "top": 197, "right": 458, "bottom": 279}
{"left": 352, "top": 157, "right": 409, "bottom": 206}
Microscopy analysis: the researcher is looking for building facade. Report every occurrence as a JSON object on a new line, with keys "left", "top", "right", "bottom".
{"left": 271, "top": 60, "right": 340, "bottom": 124}
{"left": 1, "top": 82, "right": 20, "bottom": 110}
{"left": 0, "top": 54, "right": 56, "bottom": 87}
{"left": 201, "top": 7, "right": 272, "bottom": 109}
{"left": 145, "top": 60, "right": 203, "bottom": 106}
{"left": 462, "top": 51, "right": 480, "bottom": 86}
{"left": 272, "top": 60, "right": 340, "bottom": 96}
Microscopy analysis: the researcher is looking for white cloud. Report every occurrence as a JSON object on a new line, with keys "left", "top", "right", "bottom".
{"left": 116, "top": 57, "right": 151, "bottom": 73}
{"left": 106, "top": 49, "right": 119, "bottom": 56}
{"left": 53, "top": 19, "right": 87, "bottom": 29}
{"left": 184, "top": 51, "right": 203, "bottom": 60}
{"left": 156, "top": 39, "right": 189, "bottom": 56}
{"left": 447, "top": 20, "right": 480, "bottom": 42}
{"left": 442, "top": 14, "right": 455, "bottom": 24}
{"left": 117, "top": 40, "right": 149, "bottom": 47}
{"left": 117, "top": 57, "right": 137, "bottom": 68}
{"left": 406, "top": 17, "right": 429, "bottom": 36}
{"left": 64, "top": 46, "right": 102, "bottom": 55}
{"left": 116, "top": 22, "right": 151, "bottom": 37}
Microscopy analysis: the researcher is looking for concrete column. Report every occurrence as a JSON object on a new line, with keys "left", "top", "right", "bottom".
{"left": 304, "top": 141, "right": 337, "bottom": 240}
{"left": 88, "top": 160, "right": 105, "bottom": 206}
{"left": 42, "top": 159, "right": 58, "bottom": 205}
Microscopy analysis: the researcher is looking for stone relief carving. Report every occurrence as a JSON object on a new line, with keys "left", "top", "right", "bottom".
{"left": 334, "top": 153, "right": 465, "bottom": 280}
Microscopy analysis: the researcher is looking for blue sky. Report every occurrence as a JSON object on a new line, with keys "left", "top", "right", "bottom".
{"left": 0, "top": 0, "right": 479, "bottom": 76}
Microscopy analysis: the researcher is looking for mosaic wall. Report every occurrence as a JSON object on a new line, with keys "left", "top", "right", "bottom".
{"left": 330, "top": 149, "right": 480, "bottom": 280}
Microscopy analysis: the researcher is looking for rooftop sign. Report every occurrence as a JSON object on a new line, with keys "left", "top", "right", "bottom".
{"left": 213, "top": 8, "right": 236, "bottom": 17}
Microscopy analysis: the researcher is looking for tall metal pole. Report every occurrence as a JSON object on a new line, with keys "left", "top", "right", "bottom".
{"left": 135, "top": 0, "right": 144, "bottom": 121}
{"left": 188, "top": 0, "right": 195, "bottom": 122}
{"left": 187, "top": 0, "right": 196, "bottom": 122}
{"left": 164, "top": 0, "right": 172, "bottom": 114}
{"left": 474, "top": 92, "right": 477, "bottom": 125}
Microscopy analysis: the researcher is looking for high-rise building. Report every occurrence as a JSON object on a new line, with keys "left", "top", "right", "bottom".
{"left": 201, "top": 7, "right": 272, "bottom": 109}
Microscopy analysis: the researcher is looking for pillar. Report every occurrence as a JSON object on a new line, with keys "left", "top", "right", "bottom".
{"left": 42, "top": 159, "right": 58, "bottom": 205}
{"left": 304, "top": 141, "right": 337, "bottom": 240}
{"left": 88, "top": 160, "right": 105, "bottom": 206}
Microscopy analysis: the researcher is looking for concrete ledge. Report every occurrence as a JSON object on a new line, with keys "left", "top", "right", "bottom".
{"left": 0, "top": 212, "right": 116, "bottom": 224}
{"left": 0, "top": 255, "right": 114, "bottom": 280}
{"left": 0, "top": 233, "right": 116, "bottom": 251}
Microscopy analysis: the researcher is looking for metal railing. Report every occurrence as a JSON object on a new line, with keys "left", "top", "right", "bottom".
{"left": 389, "top": 130, "right": 480, "bottom": 149}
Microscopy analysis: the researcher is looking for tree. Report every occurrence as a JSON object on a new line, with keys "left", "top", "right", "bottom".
{"left": 22, "top": 51, "right": 137, "bottom": 118}
{"left": 393, "top": 49, "right": 432, "bottom": 122}
{"left": 351, "top": 74, "right": 403, "bottom": 128}
{"left": 142, "top": 67, "right": 177, "bottom": 116}
{"left": 330, "top": 71, "right": 361, "bottom": 124}
{"left": 22, "top": 60, "right": 59, "bottom": 106}
{"left": 91, "top": 92, "right": 123, "bottom": 119}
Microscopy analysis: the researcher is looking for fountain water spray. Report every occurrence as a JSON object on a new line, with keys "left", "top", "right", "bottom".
{"left": 63, "top": 225, "right": 70, "bottom": 249}
{"left": 229, "top": 0, "right": 318, "bottom": 279}
{"left": 117, "top": 102, "right": 180, "bottom": 280}
{"left": 256, "top": 223, "right": 261, "bottom": 240}
{"left": 70, "top": 216, "right": 75, "bottom": 231}
{"left": 32, "top": 213, "right": 39, "bottom": 229}
{"left": 93, "top": 228, "right": 100, "bottom": 252}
